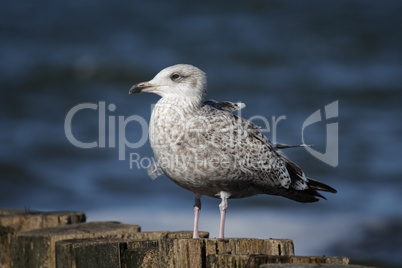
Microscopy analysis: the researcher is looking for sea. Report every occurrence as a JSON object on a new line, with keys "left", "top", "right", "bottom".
{"left": 1, "top": 0, "right": 401, "bottom": 266}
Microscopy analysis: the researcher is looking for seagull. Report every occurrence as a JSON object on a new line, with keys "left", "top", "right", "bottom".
{"left": 129, "top": 64, "right": 337, "bottom": 238}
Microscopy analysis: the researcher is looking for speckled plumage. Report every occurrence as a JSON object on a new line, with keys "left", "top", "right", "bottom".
{"left": 129, "top": 64, "right": 336, "bottom": 238}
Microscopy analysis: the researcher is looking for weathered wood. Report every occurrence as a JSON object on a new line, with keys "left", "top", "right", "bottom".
{"left": 122, "top": 248, "right": 159, "bottom": 268}
{"left": 121, "top": 235, "right": 209, "bottom": 268}
{"left": 0, "top": 208, "right": 355, "bottom": 268}
{"left": 55, "top": 231, "right": 209, "bottom": 268}
{"left": 261, "top": 256, "right": 349, "bottom": 264}
{"left": 207, "top": 254, "right": 350, "bottom": 268}
{"left": 146, "top": 238, "right": 295, "bottom": 268}
{"left": 0, "top": 209, "right": 85, "bottom": 268}
{"left": 204, "top": 238, "right": 294, "bottom": 256}
{"left": 55, "top": 236, "right": 294, "bottom": 268}
{"left": 11, "top": 221, "right": 140, "bottom": 268}
{"left": 159, "top": 238, "right": 206, "bottom": 267}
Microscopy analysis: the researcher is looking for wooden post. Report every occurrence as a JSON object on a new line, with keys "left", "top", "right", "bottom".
{"left": 54, "top": 236, "right": 297, "bottom": 268}
{"left": 3, "top": 208, "right": 355, "bottom": 268}
{"left": 204, "top": 238, "right": 294, "bottom": 256}
{"left": 208, "top": 255, "right": 350, "bottom": 267}
{"left": 11, "top": 221, "right": 140, "bottom": 268}
{"left": 0, "top": 209, "right": 85, "bottom": 268}
{"left": 55, "top": 231, "right": 209, "bottom": 268}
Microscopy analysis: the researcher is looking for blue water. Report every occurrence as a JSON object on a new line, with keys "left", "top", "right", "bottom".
{"left": 1, "top": 0, "right": 402, "bottom": 266}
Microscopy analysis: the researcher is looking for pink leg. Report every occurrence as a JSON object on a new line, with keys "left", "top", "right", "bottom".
{"left": 193, "top": 195, "right": 201, "bottom": 238}
{"left": 218, "top": 191, "right": 229, "bottom": 238}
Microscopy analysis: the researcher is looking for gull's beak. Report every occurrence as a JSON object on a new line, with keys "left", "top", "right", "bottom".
{"left": 129, "top": 81, "right": 157, "bottom": 94}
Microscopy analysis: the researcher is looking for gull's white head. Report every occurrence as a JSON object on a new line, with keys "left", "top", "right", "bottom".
{"left": 129, "top": 64, "right": 207, "bottom": 105}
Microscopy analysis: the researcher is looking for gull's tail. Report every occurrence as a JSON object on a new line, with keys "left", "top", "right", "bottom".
{"left": 275, "top": 159, "right": 337, "bottom": 203}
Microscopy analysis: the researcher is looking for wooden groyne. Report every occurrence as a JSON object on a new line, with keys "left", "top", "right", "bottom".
{"left": 1, "top": 209, "right": 364, "bottom": 267}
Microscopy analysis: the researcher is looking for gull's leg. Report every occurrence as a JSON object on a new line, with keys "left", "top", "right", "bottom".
{"left": 218, "top": 191, "right": 230, "bottom": 238}
{"left": 193, "top": 194, "right": 201, "bottom": 238}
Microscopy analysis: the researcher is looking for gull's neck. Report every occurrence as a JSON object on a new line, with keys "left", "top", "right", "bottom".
{"left": 156, "top": 95, "right": 203, "bottom": 112}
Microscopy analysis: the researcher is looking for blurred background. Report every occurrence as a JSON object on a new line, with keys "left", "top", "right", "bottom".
{"left": 1, "top": 0, "right": 401, "bottom": 266}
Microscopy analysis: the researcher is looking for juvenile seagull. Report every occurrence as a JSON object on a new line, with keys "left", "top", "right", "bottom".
{"left": 129, "top": 64, "right": 336, "bottom": 238}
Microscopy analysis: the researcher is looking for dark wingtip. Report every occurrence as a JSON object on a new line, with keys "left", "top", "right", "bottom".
{"left": 307, "top": 177, "right": 337, "bottom": 194}
{"left": 314, "top": 190, "right": 327, "bottom": 200}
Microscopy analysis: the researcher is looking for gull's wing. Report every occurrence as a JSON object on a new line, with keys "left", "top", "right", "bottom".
{"left": 199, "top": 103, "right": 336, "bottom": 202}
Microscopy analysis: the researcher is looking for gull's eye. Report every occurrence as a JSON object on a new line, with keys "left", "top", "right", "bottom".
{"left": 170, "top": 73, "right": 181, "bottom": 81}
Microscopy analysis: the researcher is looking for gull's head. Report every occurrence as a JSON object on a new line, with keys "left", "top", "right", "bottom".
{"left": 129, "top": 64, "right": 207, "bottom": 103}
